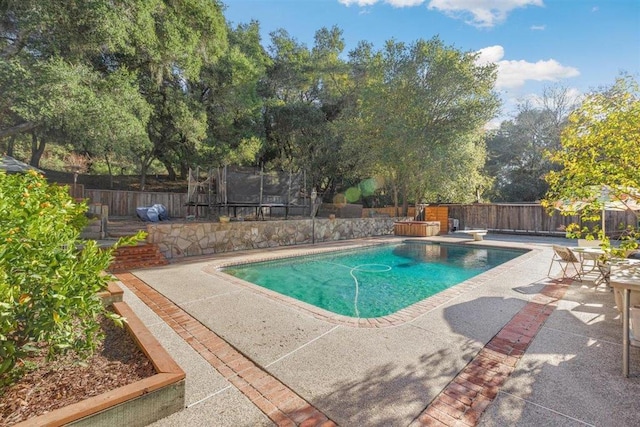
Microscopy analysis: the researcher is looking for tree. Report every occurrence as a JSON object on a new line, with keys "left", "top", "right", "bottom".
{"left": 485, "top": 108, "right": 559, "bottom": 202}
{"left": 542, "top": 74, "right": 640, "bottom": 244}
{"left": 0, "top": 0, "right": 147, "bottom": 166}
{"left": 112, "top": 0, "right": 228, "bottom": 187}
{"left": 485, "top": 85, "right": 577, "bottom": 202}
{"left": 0, "top": 0, "right": 228, "bottom": 187}
{"left": 70, "top": 70, "right": 152, "bottom": 187}
{"left": 342, "top": 37, "right": 499, "bottom": 213}
{"left": 198, "top": 20, "right": 270, "bottom": 168}
{"left": 259, "top": 27, "right": 350, "bottom": 195}
{"left": 0, "top": 170, "right": 142, "bottom": 383}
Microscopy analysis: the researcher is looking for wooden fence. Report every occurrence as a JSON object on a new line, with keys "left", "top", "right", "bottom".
{"left": 81, "top": 189, "right": 639, "bottom": 237}
{"left": 444, "top": 203, "right": 639, "bottom": 237}
{"left": 362, "top": 207, "right": 417, "bottom": 218}
{"left": 84, "top": 189, "right": 189, "bottom": 218}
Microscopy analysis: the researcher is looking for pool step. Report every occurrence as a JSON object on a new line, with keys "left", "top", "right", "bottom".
{"left": 109, "top": 243, "right": 168, "bottom": 272}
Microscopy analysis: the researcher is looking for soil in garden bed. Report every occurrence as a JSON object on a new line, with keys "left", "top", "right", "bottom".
{"left": 0, "top": 314, "right": 156, "bottom": 426}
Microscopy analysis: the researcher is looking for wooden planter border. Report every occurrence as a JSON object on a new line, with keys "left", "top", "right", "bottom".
{"left": 16, "top": 283, "right": 185, "bottom": 427}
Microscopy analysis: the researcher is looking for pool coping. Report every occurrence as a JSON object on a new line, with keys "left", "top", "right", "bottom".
{"left": 116, "top": 272, "right": 338, "bottom": 426}
{"left": 201, "top": 236, "right": 543, "bottom": 328}
{"left": 117, "top": 235, "right": 640, "bottom": 426}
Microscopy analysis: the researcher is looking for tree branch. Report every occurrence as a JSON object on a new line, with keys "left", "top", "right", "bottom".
{"left": 0, "top": 122, "right": 38, "bottom": 139}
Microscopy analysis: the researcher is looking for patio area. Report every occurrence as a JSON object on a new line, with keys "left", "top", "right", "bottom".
{"left": 114, "top": 234, "right": 640, "bottom": 426}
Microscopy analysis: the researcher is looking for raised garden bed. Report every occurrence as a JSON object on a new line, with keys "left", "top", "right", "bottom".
{"left": 11, "top": 283, "right": 185, "bottom": 427}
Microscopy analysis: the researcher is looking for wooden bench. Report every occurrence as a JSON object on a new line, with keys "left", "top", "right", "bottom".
{"left": 454, "top": 229, "right": 488, "bottom": 241}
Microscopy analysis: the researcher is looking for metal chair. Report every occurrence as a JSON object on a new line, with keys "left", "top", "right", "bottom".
{"left": 548, "top": 245, "right": 582, "bottom": 280}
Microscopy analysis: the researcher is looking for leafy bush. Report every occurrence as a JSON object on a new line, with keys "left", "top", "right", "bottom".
{"left": 0, "top": 170, "right": 142, "bottom": 384}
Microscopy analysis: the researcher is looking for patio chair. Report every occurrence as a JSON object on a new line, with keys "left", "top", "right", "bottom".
{"left": 547, "top": 245, "right": 581, "bottom": 280}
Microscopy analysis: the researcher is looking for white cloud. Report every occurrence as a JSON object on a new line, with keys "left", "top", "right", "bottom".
{"left": 476, "top": 45, "right": 506, "bottom": 64}
{"left": 428, "top": 0, "right": 545, "bottom": 28}
{"left": 339, "top": 0, "right": 380, "bottom": 6}
{"left": 338, "top": 0, "right": 544, "bottom": 27}
{"left": 387, "top": 0, "right": 427, "bottom": 5}
{"left": 565, "top": 87, "right": 582, "bottom": 102}
{"left": 339, "top": 0, "right": 426, "bottom": 6}
{"left": 530, "top": 24, "right": 545, "bottom": 30}
{"left": 484, "top": 117, "right": 503, "bottom": 130}
{"left": 478, "top": 46, "right": 581, "bottom": 128}
{"left": 498, "top": 59, "right": 580, "bottom": 88}
{"left": 475, "top": 45, "right": 580, "bottom": 89}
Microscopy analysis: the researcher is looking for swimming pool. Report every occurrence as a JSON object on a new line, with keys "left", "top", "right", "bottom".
{"left": 223, "top": 242, "right": 527, "bottom": 318}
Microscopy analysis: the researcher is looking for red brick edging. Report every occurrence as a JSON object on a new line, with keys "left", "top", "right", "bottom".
{"left": 410, "top": 279, "right": 570, "bottom": 426}
{"left": 117, "top": 270, "right": 569, "bottom": 427}
{"left": 116, "top": 273, "right": 336, "bottom": 427}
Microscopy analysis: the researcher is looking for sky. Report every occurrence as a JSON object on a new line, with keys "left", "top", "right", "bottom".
{"left": 222, "top": 0, "right": 640, "bottom": 127}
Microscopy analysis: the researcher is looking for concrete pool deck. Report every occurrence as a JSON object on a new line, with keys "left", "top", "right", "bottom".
{"left": 114, "top": 234, "right": 640, "bottom": 426}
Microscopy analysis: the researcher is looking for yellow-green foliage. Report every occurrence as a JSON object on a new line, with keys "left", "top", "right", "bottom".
{"left": 542, "top": 75, "right": 640, "bottom": 247}
{"left": 545, "top": 76, "right": 640, "bottom": 208}
{"left": 0, "top": 170, "right": 142, "bottom": 384}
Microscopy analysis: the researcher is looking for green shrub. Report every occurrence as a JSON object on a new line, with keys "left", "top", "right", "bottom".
{"left": 0, "top": 170, "right": 142, "bottom": 384}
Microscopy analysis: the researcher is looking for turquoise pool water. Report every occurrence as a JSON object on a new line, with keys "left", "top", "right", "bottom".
{"left": 223, "top": 242, "right": 526, "bottom": 318}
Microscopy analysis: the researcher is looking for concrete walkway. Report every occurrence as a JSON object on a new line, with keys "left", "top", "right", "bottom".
{"left": 115, "top": 235, "right": 640, "bottom": 426}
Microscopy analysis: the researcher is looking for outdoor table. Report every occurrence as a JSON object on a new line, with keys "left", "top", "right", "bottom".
{"left": 608, "top": 259, "right": 640, "bottom": 377}
{"left": 570, "top": 247, "right": 607, "bottom": 285}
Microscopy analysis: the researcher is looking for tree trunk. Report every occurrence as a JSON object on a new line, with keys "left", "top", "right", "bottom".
{"left": 7, "top": 135, "right": 15, "bottom": 157}
{"left": 105, "top": 154, "right": 114, "bottom": 189}
{"left": 139, "top": 153, "right": 154, "bottom": 191}
{"left": 179, "top": 163, "right": 189, "bottom": 180}
{"left": 166, "top": 164, "right": 177, "bottom": 181}
{"left": 401, "top": 181, "right": 409, "bottom": 217}
{"left": 139, "top": 165, "right": 147, "bottom": 191}
{"left": 30, "top": 131, "right": 45, "bottom": 167}
{"left": 155, "top": 154, "right": 175, "bottom": 180}
{"left": 392, "top": 183, "right": 399, "bottom": 217}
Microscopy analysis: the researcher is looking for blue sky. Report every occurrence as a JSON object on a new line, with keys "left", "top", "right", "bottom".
{"left": 222, "top": 0, "right": 640, "bottom": 126}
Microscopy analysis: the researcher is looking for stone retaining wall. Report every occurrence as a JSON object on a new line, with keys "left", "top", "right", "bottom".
{"left": 146, "top": 217, "right": 405, "bottom": 259}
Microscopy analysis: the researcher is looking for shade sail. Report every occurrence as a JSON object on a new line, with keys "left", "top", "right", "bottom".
{"left": 553, "top": 185, "right": 640, "bottom": 234}
{"left": 0, "top": 155, "right": 44, "bottom": 174}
